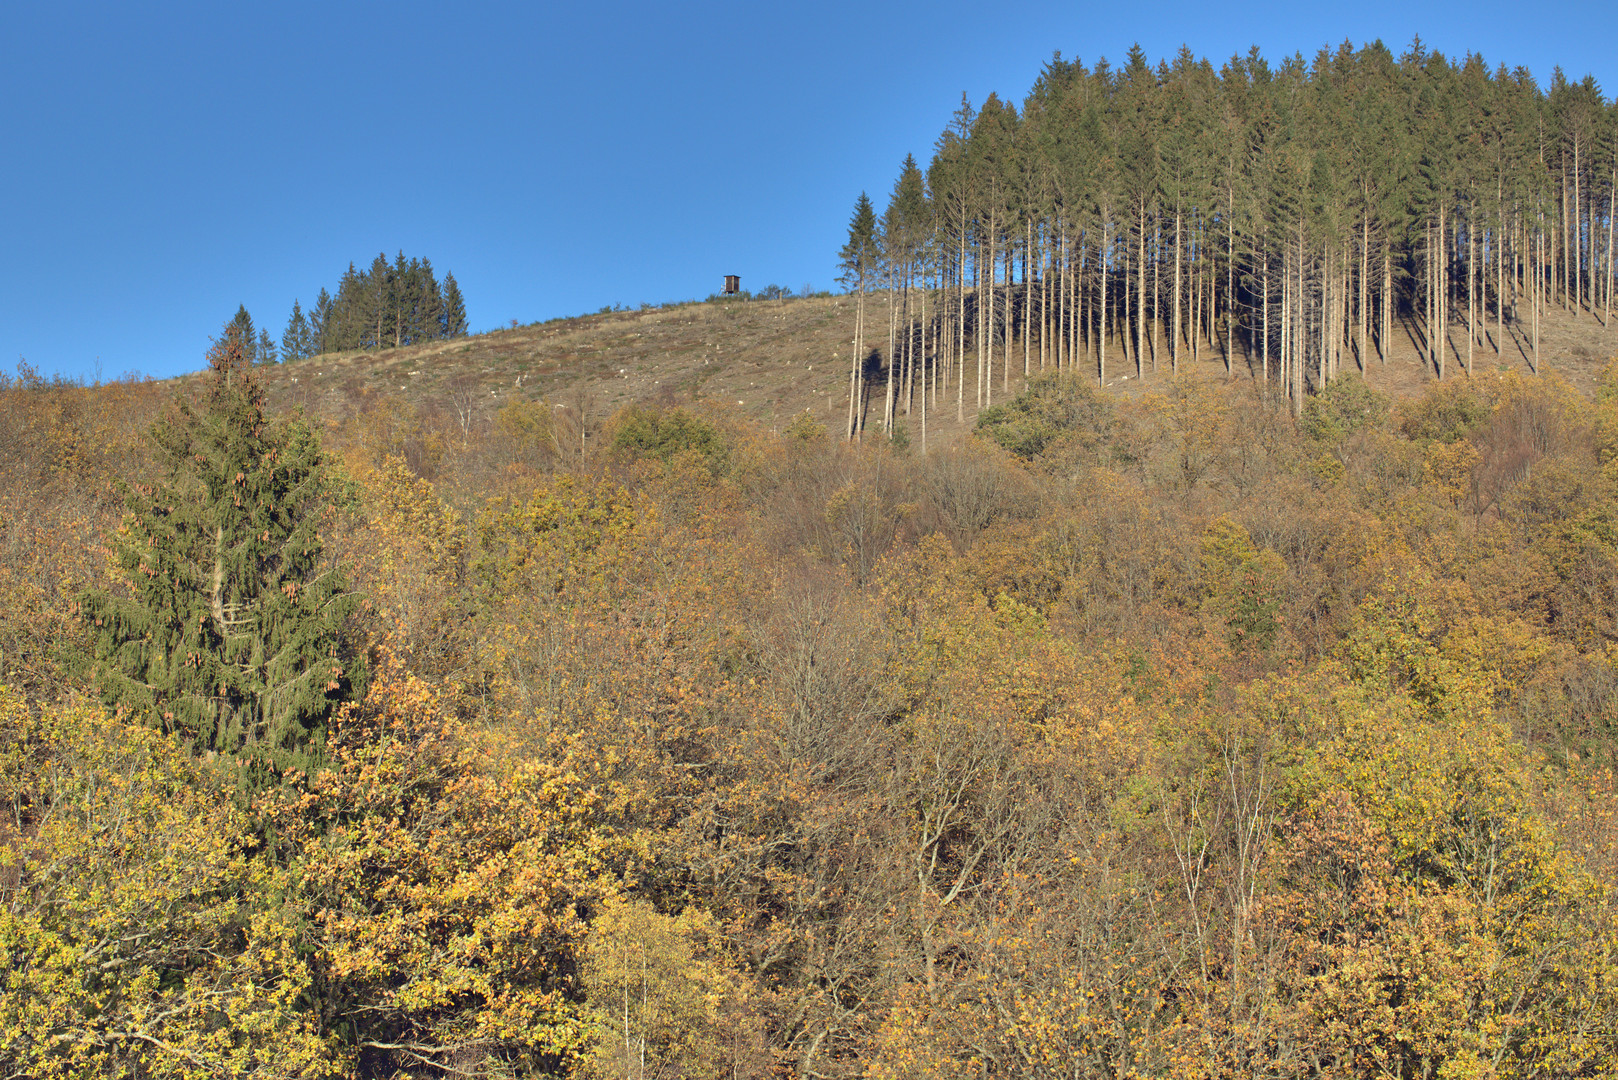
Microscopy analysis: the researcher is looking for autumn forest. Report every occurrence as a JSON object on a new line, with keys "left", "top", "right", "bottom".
{"left": 4, "top": 36, "right": 1618, "bottom": 1080}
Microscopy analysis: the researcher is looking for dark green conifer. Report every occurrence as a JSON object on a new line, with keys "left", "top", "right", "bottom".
{"left": 411, "top": 258, "right": 444, "bottom": 344}
{"left": 282, "top": 299, "right": 312, "bottom": 362}
{"left": 441, "top": 272, "right": 468, "bottom": 337}
{"left": 230, "top": 305, "right": 256, "bottom": 355}
{"left": 310, "top": 288, "right": 333, "bottom": 355}
{"left": 255, "top": 327, "right": 277, "bottom": 366}
{"left": 80, "top": 322, "right": 364, "bottom": 784}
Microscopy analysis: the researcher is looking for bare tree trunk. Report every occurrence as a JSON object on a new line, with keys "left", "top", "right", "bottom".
{"left": 957, "top": 227, "right": 966, "bottom": 423}
{"left": 1606, "top": 167, "right": 1616, "bottom": 329}
{"left": 1075, "top": 238, "right": 1084, "bottom": 371}
{"left": 1226, "top": 207, "right": 1235, "bottom": 374}
{"left": 847, "top": 282, "right": 864, "bottom": 440}
{"left": 1467, "top": 205, "right": 1476, "bottom": 376}
{"left": 1152, "top": 213, "right": 1161, "bottom": 373}
{"left": 1360, "top": 214, "right": 1370, "bottom": 370}
{"left": 1192, "top": 231, "right": 1202, "bottom": 369}
{"left": 920, "top": 266, "right": 929, "bottom": 453}
{"left": 884, "top": 274, "right": 897, "bottom": 435}
{"left": 999, "top": 234, "right": 1009, "bottom": 390}
{"left": 1024, "top": 219, "right": 1033, "bottom": 377}
{"left": 1562, "top": 162, "right": 1571, "bottom": 310}
{"left": 1441, "top": 202, "right": 1450, "bottom": 377}
{"left": 1294, "top": 223, "right": 1305, "bottom": 418}
{"left": 1261, "top": 247, "right": 1270, "bottom": 387}
{"left": 1381, "top": 246, "right": 1391, "bottom": 364}
{"left": 1136, "top": 207, "right": 1147, "bottom": 379}
{"left": 1281, "top": 243, "right": 1291, "bottom": 407}
{"left": 1040, "top": 225, "right": 1050, "bottom": 370}
{"left": 977, "top": 213, "right": 990, "bottom": 408}
{"left": 1573, "top": 144, "right": 1583, "bottom": 312}
{"left": 1172, "top": 206, "right": 1182, "bottom": 374}
{"left": 1496, "top": 187, "right": 1506, "bottom": 351}
{"left": 1427, "top": 219, "right": 1436, "bottom": 376}
{"left": 1533, "top": 217, "right": 1542, "bottom": 373}
{"left": 1099, "top": 225, "right": 1109, "bottom": 386}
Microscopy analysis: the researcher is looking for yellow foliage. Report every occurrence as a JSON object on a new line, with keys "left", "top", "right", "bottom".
{"left": 262, "top": 657, "right": 634, "bottom": 1076}
{"left": 579, "top": 896, "right": 757, "bottom": 1080}
{"left": 0, "top": 686, "right": 329, "bottom": 1078}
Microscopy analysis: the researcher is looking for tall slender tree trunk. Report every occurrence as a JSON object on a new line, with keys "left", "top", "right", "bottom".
{"left": 847, "top": 282, "right": 864, "bottom": 440}
{"left": 1040, "top": 226, "right": 1050, "bottom": 370}
{"left": 1099, "top": 225, "right": 1109, "bottom": 386}
{"left": 1294, "top": 222, "right": 1305, "bottom": 417}
{"left": 1000, "top": 235, "right": 1009, "bottom": 383}
{"left": 1136, "top": 207, "right": 1147, "bottom": 378}
{"left": 1151, "top": 214, "right": 1161, "bottom": 373}
{"left": 884, "top": 276, "right": 897, "bottom": 434}
{"left": 1573, "top": 145, "right": 1583, "bottom": 312}
{"left": 1606, "top": 167, "right": 1616, "bottom": 329}
{"left": 1360, "top": 214, "right": 1370, "bottom": 370}
{"left": 1467, "top": 206, "right": 1476, "bottom": 376}
{"left": 1172, "top": 207, "right": 1183, "bottom": 374}
{"left": 1192, "top": 233, "right": 1202, "bottom": 369}
{"left": 1225, "top": 206, "right": 1235, "bottom": 374}
{"left": 1381, "top": 246, "right": 1391, "bottom": 364}
{"left": 1076, "top": 240, "right": 1085, "bottom": 370}
{"left": 957, "top": 227, "right": 967, "bottom": 423}
{"left": 983, "top": 220, "right": 993, "bottom": 406}
{"left": 1533, "top": 218, "right": 1542, "bottom": 373}
{"left": 1261, "top": 247, "right": 1270, "bottom": 387}
{"left": 1496, "top": 188, "right": 1506, "bottom": 351}
{"left": 1024, "top": 219, "right": 1033, "bottom": 377}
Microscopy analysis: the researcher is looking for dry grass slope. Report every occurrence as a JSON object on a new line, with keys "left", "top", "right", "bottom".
{"left": 227, "top": 292, "right": 1618, "bottom": 444}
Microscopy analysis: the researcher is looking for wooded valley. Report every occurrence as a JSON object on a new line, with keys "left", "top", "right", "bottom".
{"left": 4, "top": 36, "right": 1618, "bottom": 1080}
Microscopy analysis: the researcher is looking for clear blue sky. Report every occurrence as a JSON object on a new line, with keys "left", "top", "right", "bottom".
{"left": 3, "top": 0, "right": 1614, "bottom": 383}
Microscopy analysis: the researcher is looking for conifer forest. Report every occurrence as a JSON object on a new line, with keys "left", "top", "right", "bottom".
{"left": 837, "top": 39, "right": 1617, "bottom": 437}
{"left": 6, "top": 38, "right": 1618, "bottom": 1080}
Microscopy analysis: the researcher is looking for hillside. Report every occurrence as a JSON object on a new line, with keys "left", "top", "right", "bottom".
{"left": 243, "top": 291, "right": 1618, "bottom": 448}
{"left": 7, "top": 285, "right": 1618, "bottom": 1078}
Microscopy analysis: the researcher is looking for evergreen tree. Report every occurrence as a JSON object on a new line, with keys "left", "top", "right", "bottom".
{"left": 80, "top": 322, "right": 364, "bottom": 784}
{"left": 333, "top": 263, "right": 364, "bottom": 351}
{"left": 230, "top": 305, "right": 256, "bottom": 356}
{"left": 368, "top": 252, "right": 393, "bottom": 349}
{"left": 288, "top": 256, "right": 467, "bottom": 352}
{"left": 412, "top": 258, "right": 444, "bottom": 344}
{"left": 282, "top": 299, "right": 312, "bottom": 362}
{"left": 255, "top": 327, "right": 277, "bottom": 366}
{"left": 839, "top": 192, "right": 879, "bottom": 438}
{"left": 441, "top": 272, "right": 468, "bottom": 337}
{"left": 310, "top": 288, "right": 333, "bottom": 356}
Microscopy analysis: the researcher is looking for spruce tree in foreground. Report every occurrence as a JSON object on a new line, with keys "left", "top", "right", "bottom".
{"left": 80, "top": 323, "right": 364, "bottom": 783}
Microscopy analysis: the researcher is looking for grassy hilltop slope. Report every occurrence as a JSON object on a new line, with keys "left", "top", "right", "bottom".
{"left": 245, "top": 291, "right": 1618, "bottom": 448}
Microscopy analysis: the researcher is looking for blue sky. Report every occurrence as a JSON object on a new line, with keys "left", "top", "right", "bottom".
{"left": 3, "top": 0, "right": 1614, "bottom": 383}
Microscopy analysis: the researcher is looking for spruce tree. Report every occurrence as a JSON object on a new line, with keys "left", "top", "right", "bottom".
{"left": 282, "top": 299, "right": 312, "bottom": 362}
{"left": 311, "top": 288, "right": 333, "bottom": 356}
{"left": 441, "top": 272, "right": 468, "bottom": 337}
{"left": 230, "top": 305, "right": 256, "bottom": 355}
{"left": 412, "top": 258, "right": 444, "bottom": 343}
{"left": 839, "top": 192, "right": 879, "bottom": 438}
{"left": 368, "top": 252, "right": 393, "bottom": 348}
{"left": 80, "top": 322, "right": 363, "bottom": 783}
{"left": 255, "top": 327, "right": 277, "bottom": 366}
